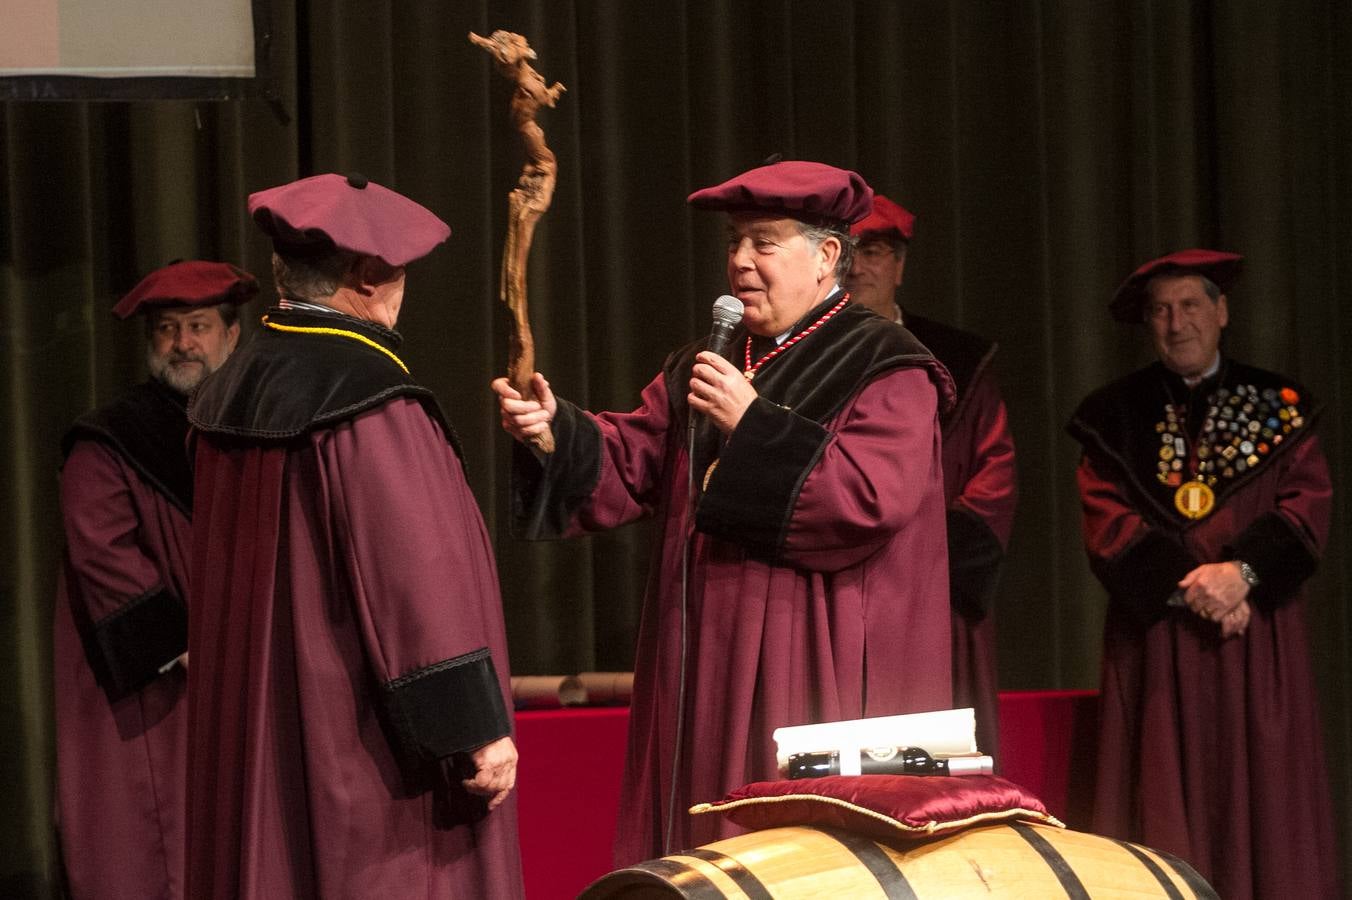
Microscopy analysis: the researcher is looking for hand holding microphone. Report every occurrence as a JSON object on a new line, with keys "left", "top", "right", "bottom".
{"left": 689, "top": 295, "right": 753, "bottom": 436}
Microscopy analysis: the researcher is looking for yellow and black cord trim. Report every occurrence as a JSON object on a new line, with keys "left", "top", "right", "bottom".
{"left": 261, "top": 315, "right": 409, "bottom": 374}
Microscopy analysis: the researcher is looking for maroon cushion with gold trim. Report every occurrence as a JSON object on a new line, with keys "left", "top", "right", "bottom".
{"left": 690, "top": 774, "right": 1061, "bottom": 843}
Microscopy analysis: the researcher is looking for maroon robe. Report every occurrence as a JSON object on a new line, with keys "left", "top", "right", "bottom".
{"left": 186, "top": 311, "right": 523, "bottom": 899}
{"left": 54, "top": 381, "right": 194, "bottom": 900}
{"left": 904, "top": 313, "right": 1016, "bottom": 757}
{"left": 1069, "top": 359, "right": 1338, "bottom": 900}
{"left": 514, "top": 298, "right": 955, "bottom": 862}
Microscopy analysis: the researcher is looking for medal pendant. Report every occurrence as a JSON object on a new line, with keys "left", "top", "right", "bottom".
{"left": 702, "top": 460, "right": 719, "bottom": 492}
{"left": 1174, "top": 479, "right": 1216, "bottom": 520}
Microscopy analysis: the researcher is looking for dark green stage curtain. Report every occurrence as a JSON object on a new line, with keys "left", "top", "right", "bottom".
{"left": 2, "top": 1, "right": 1348, "bottom": 895}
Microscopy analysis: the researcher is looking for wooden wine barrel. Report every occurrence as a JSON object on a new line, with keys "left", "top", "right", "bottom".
{"left": 579, "top": 822, "right": 1217, "bottom": 899}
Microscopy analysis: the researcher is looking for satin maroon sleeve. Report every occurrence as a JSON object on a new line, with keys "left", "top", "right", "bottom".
{"left": 1226, "top": 431, "right": 1331, "bottom": 609}
{"left": 945, "top": 370, "right": 1018, "bottom": 617}
{"left": 510, "top": 374, "right": 675, "bottom": 539}
{"left": 1076, "top": 451, "right": 1199, "bottom": 623}
{"left": 320, "top": 399, "right": 511, "bottom": 758}
{"left": 952, "top": 370, "right": 1017, "bottom": 548}
{"left": 577, "top": 374, "right": 677, "bottom": 530}
{"left": 62, "top": 441, "right": 167, "bottom": 613}
{"left": 61, "top": 440, "right": 187, "bottom": 697}
{"left": 779, "top": 367, "right": 941, "bottom": 571}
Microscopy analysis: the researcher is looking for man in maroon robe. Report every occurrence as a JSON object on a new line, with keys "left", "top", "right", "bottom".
{"left": 495, "top": 160, "right": 955, "bottom": 862}
{"left": 845, "top": 194, "right": 1017, "bottom": 757}
{"left": 186, "top": 174, "right": 523, "bottom": 899}
{"left": 1067, "top": 249, "right": 1339, "bottom": 899}
{"left": 54, "top": 260, "right": 255, "bottom": 900}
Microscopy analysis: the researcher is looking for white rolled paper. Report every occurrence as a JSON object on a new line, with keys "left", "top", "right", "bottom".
{"left": 772, "top": 707, "right": 980, "bottom": 773}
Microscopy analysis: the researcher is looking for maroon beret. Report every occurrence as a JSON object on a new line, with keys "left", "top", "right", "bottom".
{"left": 687, "top": 160, "right": 874, "bottom": 226}
{"left": 248, "top": 173, "right": 451, "bottom": 267}
{"left": 851, "top": 194, "right": 917, "bottom": 242}
{"left": 1110, "top": 249, "right": 1243, "bottom": 323}
{"left": 112, "top": 260, "right": 259, "bottom": 320}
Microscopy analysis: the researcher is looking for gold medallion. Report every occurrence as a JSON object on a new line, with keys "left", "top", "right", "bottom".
{"left": 702, "top": 460, "right": 719, "bottom": 491}
{"left": 1174, "top": 479, "right": 1215, "bottom": 520}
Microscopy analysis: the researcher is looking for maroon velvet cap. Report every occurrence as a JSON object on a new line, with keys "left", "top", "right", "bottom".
{"left": 248, "top": 173, "right": 451, "bottom": 267}
{"left": 1110, "top": 249, "right": 1243, "bottom": 323}
{"left": 112, "top": 260, "right": 259, "bottom": 320}
{"left": 687, "top": 160, "right": 874, "bottom": 226}
{"left": 851, "top": 194, "right": 917, "bottom": 242}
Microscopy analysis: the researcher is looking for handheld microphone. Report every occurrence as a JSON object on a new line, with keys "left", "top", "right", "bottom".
{"left": 688, "top": 295, "right": 746, "bottom": 437}
{"left": 706, "top": 295, "right": 745, "bottom": 357}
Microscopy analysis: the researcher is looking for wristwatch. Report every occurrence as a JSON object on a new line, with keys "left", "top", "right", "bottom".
{"left": 1234, "top": 559, "right": 1261, "bottom": 588}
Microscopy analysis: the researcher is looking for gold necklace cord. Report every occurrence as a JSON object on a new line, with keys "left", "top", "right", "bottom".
{"left": 261, "top": 316, "right": 409, "bottom": 374}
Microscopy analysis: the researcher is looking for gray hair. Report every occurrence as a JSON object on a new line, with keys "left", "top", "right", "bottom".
{"left": 271, "top": 249, "right": 359, "bottom": 303}
{"left": 1144, "top": 270, "right": 1223, "bottom": 309}
{"left": 795, "top": 221, "right": 855, "bottom": 282}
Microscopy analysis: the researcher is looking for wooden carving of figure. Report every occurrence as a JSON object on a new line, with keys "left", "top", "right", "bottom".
{"left": 470, "top": 29, "right": 566, "bottom": 452}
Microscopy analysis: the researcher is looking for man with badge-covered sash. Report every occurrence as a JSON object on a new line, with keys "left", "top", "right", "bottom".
{"left": 495, "top": 160, "right": 955, "bottom": 862}
{"left": 186, "top": 174, "right": 523, "bottom": 899}
{"left": 1067, "top": 249, "right": 1339, "bottom": 900}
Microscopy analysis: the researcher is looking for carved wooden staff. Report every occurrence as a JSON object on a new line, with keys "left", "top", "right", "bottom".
{"left": 470, "top": 29, "right": 566, "bottom": 453}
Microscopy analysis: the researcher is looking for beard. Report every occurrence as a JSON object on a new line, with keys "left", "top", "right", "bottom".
{"left": 147, "top": 347, "right": 212, "bottom": 394}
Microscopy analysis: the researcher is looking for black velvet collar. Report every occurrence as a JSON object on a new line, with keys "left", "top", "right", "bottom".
{"left": 189, "top": 307, "right": 462, "bottom": 457}
{"left": 664, "top": 296, "right": 954, "bottom": 481}
{"left": 63, "top": 379, "right": 193, "bottom": 515}
{"left": 664, "top": 295, "right": 955, "bottom": 429}
{"left": 899, "top": 310, "right": 997, "bottom": 426}
{"left": 1068, "top": 359, "right": 1320, "bottom": 528}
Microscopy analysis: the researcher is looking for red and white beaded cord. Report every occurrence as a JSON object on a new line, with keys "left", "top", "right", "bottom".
{"left": 742, "top": 294, "right": 851, "bottom": 381}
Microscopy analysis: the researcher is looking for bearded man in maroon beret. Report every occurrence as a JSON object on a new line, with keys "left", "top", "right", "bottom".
{"left": 846, "top": 194, "right": 1017, "bottom": 759}
{"left": 1067, "top": 250, "right": 1339, "bottom": 899}
{"left": 495, "top": 160, "right": 955, "bottom": 862}
{"left": 186, "top": 174, "right": 522, "bottom": 898}
{"left": 54, "top": 260, "right": 252, "bottom": 900}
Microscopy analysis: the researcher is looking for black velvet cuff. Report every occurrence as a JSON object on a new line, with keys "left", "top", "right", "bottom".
{"left": 509, "top": 399, "right": 603, "bottom": 540}
{"left": 381, "top": 648, "right": 510, "bottom": 761}
{"left": 947, "top": 506, "right": 1004, "bottom": 620}
{"left": 695, "top": 397, "right": 829, "bottom": 557}
{"left": 1093, "top": 530, "right": 1199, "bottom": 626}
{"left": 88, "top": 587, "right": 187, "bottom": 701}
{"left": 1225, "top": 512, "right": 1319, "bottom": 611}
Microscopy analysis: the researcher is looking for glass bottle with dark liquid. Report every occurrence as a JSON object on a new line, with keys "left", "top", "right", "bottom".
{"left": 786, "top": 746, "right": 993, "bottom": 779}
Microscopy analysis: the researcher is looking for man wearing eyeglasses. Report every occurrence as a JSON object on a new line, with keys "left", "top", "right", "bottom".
{"left": 845, "top": 195, "right": 1017, "bottom": 759}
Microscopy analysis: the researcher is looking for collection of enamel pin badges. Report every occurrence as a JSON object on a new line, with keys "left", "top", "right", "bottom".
{"left": 1156, "top": 384, "right": 1304, "bottom": 520}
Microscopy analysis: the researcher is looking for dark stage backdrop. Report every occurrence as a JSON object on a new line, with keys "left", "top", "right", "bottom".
{"left": 2, "top": 1, "right": 1348, "bottom": 895}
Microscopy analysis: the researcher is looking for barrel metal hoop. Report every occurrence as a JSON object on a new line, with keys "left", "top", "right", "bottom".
{"left": 815, "top": 826, "right": 920, "bottom": 900}
{"left": 1010, "top": 822, "right": 1092, "bottom": 899}
{"left": 1112, "top": 840, "right": 1187, "bottom": 900}
{"left": 683, "top": 848, "right": 774, "bottom": 900}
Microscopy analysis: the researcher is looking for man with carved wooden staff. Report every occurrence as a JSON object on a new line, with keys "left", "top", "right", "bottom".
{"left": 1067, "top": 249, "right": 1339, "bottom": 900}
{"left": 186, "top": 174, "right": 523, "bottom": 899}
{"left": 846, "top": 195, "right": 1017, "bottom": 759}
{"left": 494, "top": 160, "right": 954, "bottom": 862}
{"left": 54, "top": 260, "right": 251, "bottom": 900}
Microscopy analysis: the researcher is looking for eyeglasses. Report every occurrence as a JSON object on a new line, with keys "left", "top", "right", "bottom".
{"left": 855, "top": 243, "right": 897, "bottom": 260}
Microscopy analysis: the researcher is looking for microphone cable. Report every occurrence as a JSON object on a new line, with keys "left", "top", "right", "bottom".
{"left": 662, "top": 295, "right": 743, "bottom": 854}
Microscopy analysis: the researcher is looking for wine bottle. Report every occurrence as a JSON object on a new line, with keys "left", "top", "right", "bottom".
{"left": 786, "top": 746, "right": 993, "bottom": 779}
